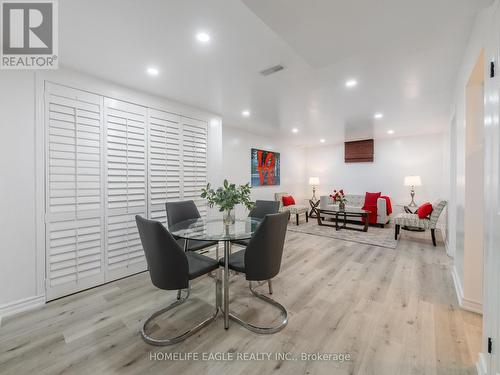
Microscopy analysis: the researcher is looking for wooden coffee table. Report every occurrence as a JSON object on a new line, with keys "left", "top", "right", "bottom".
{"left": 314, "top": 207, "right": 371, "bottom": 232}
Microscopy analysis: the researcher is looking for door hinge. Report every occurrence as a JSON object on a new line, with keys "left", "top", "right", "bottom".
{"left": 490, "top": 61, "right": 495, "bottom": 78}
{"left": 488, "top": 337, "right": 493, "bottom": 354}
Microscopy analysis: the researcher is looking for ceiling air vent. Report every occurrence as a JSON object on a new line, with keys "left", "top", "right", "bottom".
{"left": 260, "top": 64, "right": 285, "bottom": 76}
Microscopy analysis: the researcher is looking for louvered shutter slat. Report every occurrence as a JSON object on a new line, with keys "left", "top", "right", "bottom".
{"left": 45, "top": 83, "right": 105, "bottom": 300}
{"left": 148, "top": 109, "right": 182, "bottom": 223}
{"left": 105, "top": 98, "right": 147, "bottom": 281}
{"left": 181, "top": 117, "right": 208, "bottom": 217}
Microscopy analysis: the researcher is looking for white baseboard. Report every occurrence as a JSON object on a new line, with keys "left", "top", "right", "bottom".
{"left": 0, "top": 295, "right": 45, "bottom": 320}
{"left": 437, "top": 223, "right": 447, "bottom": 241}
{"left": 476, "top": 352, "right": 487, "bottom": 375}
{"left": 444, "top": 228, "right": 454, "bottom": 258}
{"left": 452, "top": 265, "right": 464, "bottom": 304}
{"left": 451, "top": 266, "right": 483, "bottom": 314}
{"left": 462, "top": 297, "right": 483, "bottom": 314}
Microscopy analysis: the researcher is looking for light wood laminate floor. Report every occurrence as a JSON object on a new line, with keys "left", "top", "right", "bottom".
{"left": 0, "top": 228, "right": 481, "bottom": 375}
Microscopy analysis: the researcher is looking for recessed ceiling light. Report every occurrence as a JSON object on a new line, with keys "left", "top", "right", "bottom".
{"left": 196, "top": 32, "right": 211, "bottom": 43}
{"left": 242, "top": 110, "right": 250, "bottom": 117}
{"left": 320, "top": 139, "right": 326, "bottom": 143}
{"left": 147, "top": 67, "right": 159, "bottom": 76}
{"left": 387, "top": 130, "right": 395, "bottom": 135}
{"left": 292, "top": 128, "right": 299, "bottom": 133}
{"left": 374, "top": 113, "right": 384, "bottom": 119}
{"left": 345, "top": 79, "right": 358, "bottom": 88}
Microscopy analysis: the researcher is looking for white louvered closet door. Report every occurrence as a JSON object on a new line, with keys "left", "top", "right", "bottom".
{"left": 148, "top": 109, "right": 181, "bottom": 224}
{"left": 104, "top": 98, "right": 147, "bottom": 281}
{"left": 181, "top": 117, "right": 208, "bottom": 217}
{"left": 45, "top": 83, "right": 105, "bottom": 300}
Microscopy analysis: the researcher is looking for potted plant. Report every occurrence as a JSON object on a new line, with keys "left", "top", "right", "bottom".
{"left": 330, "top": 189, "right": 348, "bottom": 211}
{"left": 201, "top": 179, "right": 254, "bottom": 225}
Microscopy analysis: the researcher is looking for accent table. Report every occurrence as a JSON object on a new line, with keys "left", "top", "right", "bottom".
{"left": 308, "top": 199, "right": 320, "bottom": 219}
{"left": 314, "top": 206, "right": 371, "bottom": 232}
{"left": 169, "top": 217, "right": 262, "bottom": 330}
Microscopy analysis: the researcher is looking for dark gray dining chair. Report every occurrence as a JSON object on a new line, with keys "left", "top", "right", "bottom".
{"left": 232, "top": 200, "right": 280, "bottom": 247}
{"left": 231, "top": 200, "right": 280, "bottom": 293}
{"left": 166, "top": 200, "right": 218, "bottom": 252}
{"left": 219, "top": 211, "right": 290, "bottom": 334}
{"left": 248, "top": 200, "right": 280, "bottom": 219}
{"left": 136, "top": 215, "right": 219, "bottom": 346}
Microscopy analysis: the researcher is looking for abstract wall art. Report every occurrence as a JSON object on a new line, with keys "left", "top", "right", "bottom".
{"left": 251, "top": 148, "right": 280, "bottom": 186}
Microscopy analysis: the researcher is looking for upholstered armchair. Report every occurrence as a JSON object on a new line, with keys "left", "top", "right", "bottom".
{"left": 394, "top": 200, "right": 447, "bottom": 246}
{"left": 274, "top": 192, "right": 308, "bottom": 225}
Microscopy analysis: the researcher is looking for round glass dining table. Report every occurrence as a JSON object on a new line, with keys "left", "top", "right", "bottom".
{"left": 169, "top": 217, "right": 262, "bottom": 329}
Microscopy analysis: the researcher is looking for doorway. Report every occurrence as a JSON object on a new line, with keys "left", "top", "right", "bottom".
{"left": 463, "top": 49, "right": 485, "bottom": 311}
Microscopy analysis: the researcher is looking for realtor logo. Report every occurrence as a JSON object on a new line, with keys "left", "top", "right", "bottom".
{"left": 1, "top": 0, "right": 58, "bottom": 69}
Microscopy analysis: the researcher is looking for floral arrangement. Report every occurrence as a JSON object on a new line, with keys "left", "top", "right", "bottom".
{"left": 201, "top": 179, "right": 254, "bottom": 212}
{"left": 330, "top": 189, "right": 347, "bottom": 204}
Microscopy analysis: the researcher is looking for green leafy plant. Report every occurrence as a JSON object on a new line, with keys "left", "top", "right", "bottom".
{"left": 200, "top": 179, "right": 254, "bottom": 212}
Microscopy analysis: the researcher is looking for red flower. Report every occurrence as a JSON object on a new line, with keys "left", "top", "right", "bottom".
{"left": 331, "top": 188, "right": 346, "bottom": 203}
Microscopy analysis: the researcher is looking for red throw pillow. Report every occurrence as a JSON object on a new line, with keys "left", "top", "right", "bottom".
{"left": 417, "top": 202, "right": 433, "bottom": 219}
{"left": 364, "top": 192, "right": 381, "bottom": 207}
{"left": 282, "top": 195, "right": 295, "bottom": 206}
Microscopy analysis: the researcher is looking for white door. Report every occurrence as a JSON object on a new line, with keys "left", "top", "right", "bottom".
{"left": 104, "top": 98, "right": 147, "bottom": 281}
{"left": 45, "top": 83, "right": 105, "bottom": 300}
{"left": 482, "top": 4, "right": 500, "bottom": 373}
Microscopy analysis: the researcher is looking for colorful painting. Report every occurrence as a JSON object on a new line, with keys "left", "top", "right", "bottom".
{"left": 251, "top": 148, "right": 280, "bottom": 186}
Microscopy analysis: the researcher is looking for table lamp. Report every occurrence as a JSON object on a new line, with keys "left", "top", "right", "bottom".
{"left": 404, "top": 175, "right": 422, "bottom": 207}
{"left": 309, "top": 177, "right": 320, "bottom": 201}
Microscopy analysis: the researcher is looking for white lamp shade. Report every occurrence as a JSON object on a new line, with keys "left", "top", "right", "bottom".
{"left": 404, "top": 175, "right": 422, "bottom": 186}
{"left": 309, "top": 177, "right": 320, "bottom": 185}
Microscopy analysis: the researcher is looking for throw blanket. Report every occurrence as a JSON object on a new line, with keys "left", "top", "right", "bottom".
{"left": 381, "top": 195, "right": 392, "bottom": 215}
{"left": 362, "top": 195, "right": 392, "bottom": 224}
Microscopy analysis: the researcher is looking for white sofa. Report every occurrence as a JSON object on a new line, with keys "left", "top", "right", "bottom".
{"left": 319, "top": 194, "right": 391, "bottom": 226}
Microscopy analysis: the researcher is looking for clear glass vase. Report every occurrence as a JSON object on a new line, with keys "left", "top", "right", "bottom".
{"left": 223, "top": 208, "right": 235, "bottom": 225}
{"left": 339, "top": 202, "right": 346, "bottom": 211}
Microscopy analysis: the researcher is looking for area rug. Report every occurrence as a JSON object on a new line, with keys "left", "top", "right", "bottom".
{"left": 287, "top": 220, "right": 397, "bottom": 249}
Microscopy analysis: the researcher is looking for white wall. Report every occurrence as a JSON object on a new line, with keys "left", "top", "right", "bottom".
{"left": 305, "top": 133, "right": 448, "bottom": 209}
{"left": 221, "top": 126, "right": 307, "bottom": 218}
{"left": 0, "top": 71, "right": 40, "bottom": 308}
{"left": 0, "top": 68, "right": 223, "bottom": 315}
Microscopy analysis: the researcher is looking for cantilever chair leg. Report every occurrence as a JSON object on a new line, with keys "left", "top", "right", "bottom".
{"left": 177, "top": 239, "right": 191, "bottom": 301}
{"left": 141, "top": 280, "right": 218, "bottom": 346}
{"left": 268, "top": 279, "right": 273, "bottom": 294}
{"left": 227, "top": 281, "right": 288, "bottom": 334}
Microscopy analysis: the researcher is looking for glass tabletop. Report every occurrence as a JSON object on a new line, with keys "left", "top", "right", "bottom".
{"left": 169, "top": 217, "right": 262, "bottom": 241}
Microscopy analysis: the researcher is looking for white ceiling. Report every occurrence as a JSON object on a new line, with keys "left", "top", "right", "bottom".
{"left": 59, "top": 0, "right": 492, "bottom": 146}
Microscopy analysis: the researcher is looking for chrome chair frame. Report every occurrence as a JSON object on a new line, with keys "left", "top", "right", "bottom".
{"left": 141, "top": 276, "right": 220, "bottom": 346}
{"left": 224, "top": 280, "right": 288, "bottom": 334}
